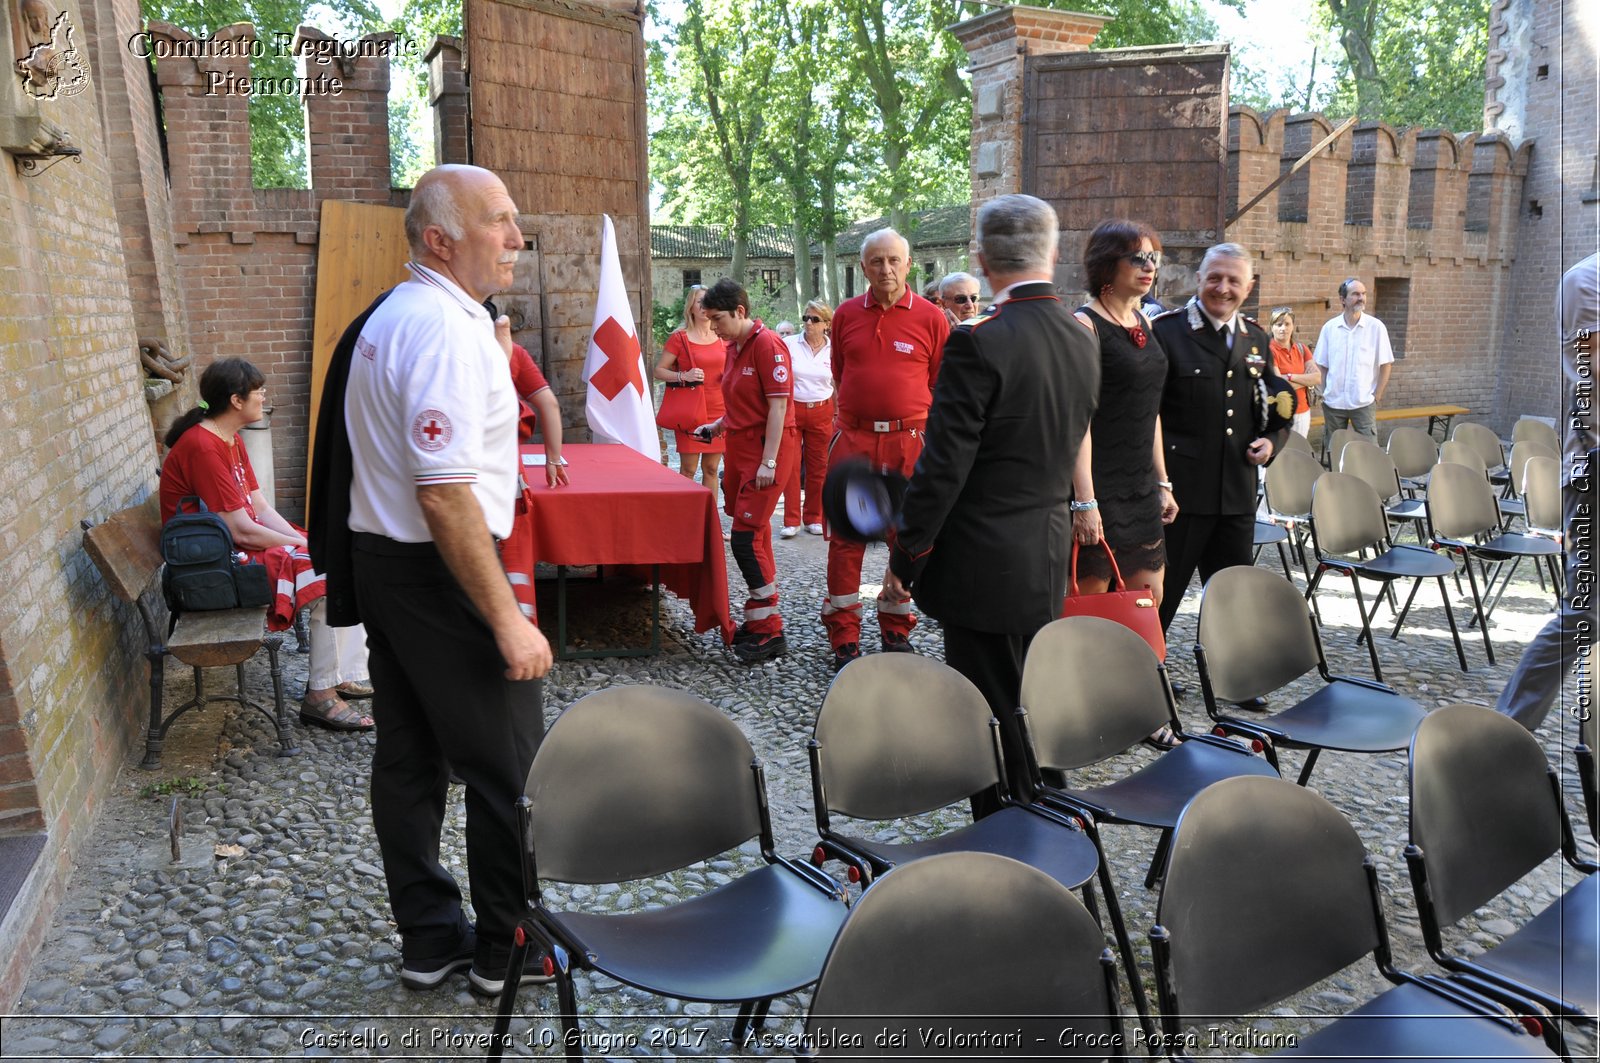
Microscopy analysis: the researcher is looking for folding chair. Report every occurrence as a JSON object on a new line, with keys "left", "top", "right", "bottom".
{"left": 806, "top": 653, "right": 1146, "bottom": 1024}
{"left": 1194, "top": 565, "right": 1427, "bottom": 786}
{"left": 803, "top": 852, "right": 1123, "bottom": 1060}
{"left": 1452, "top": 421, "right": 1511, "bottom": 488}
{"left": 488, "top": 686, "right": 849, "bottom": 1061}
{"left": 1305, "top": 471, "right": 1470, "bottom": 678}
{"left": 1252, "top": 518, "right": 1294, "bottom": 581}
{"left": 1281, "top": 430, "right": 1315, "bottom": 457}
{"left": 1578, "top": 706, "right": 1597, "bottom": 842}
{"left": 1263, "top": 447, "right": 1324, "bottom": 583}
{"left": 1325, "top": 425, "right": 1357, "bottom": 469}
{"left": 1513, "top": 417, "right": 1561, "bottom": 457}
{"left": 1149, "top": 775, "right": 1557, "bottom": 1061}
{"left": 1019, "top": 616, "right": 1278, "bottom": 894}
{"left": 1387, "top": 425, "right": 1438, "bottom": 495}
{"left": 1406, "top": 704, "right": 1597, "bottom": 1031}
{"left": 1501, "top": 439, "right": 1560, "bottom": 530}
{"left": 1339, "top": 436, "right": 1427, "bottom": 543}
{"left": 1425, "top": 461, "right": 1562, "bottom": 660}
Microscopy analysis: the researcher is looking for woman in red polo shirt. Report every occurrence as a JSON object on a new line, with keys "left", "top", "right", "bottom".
{"left": 697, "top": 279, "right": 798, "bottom": 664}
{"left": 160, "top": 358, "right": 373, "bottom": 731}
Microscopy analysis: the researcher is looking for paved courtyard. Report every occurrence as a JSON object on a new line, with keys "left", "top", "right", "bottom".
{"left": 3, "top": 498, "right": 1593, "bottom": 1060}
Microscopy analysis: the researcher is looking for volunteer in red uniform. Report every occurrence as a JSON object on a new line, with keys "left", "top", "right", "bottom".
{"left": 695, "top": 278, "right": 798, "bottom": 664}
{"left": 823, "top": 229, "right": 950, "bottom": 670}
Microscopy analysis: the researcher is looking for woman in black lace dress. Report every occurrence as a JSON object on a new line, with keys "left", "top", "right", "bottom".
{"left": 1071, "top": 221, "right": 1179, "bottom": 739}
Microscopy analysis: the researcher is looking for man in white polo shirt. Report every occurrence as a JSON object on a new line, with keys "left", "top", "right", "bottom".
{"left": 342, "top": 164, "right": 553, "bottom": 998}
{"left": 1314, "top": 276, "right": 1394, "bottom": 455}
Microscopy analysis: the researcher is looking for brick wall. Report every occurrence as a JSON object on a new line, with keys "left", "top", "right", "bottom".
{"left": 146, "top": 22, "right": 398, "bottom": 520}
{"left": 0, "top": 0, "right": 177, "bottom": 1009}
{"left": 1491, "top": 0, "right": 1599, "bottom": 430}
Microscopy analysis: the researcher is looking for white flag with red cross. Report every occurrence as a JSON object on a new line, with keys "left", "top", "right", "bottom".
{"left": 583, "top": 214, "right": 660, "bottom": 460}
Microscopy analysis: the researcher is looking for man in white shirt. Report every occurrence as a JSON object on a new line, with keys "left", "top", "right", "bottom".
{"left": 342, "top": 164, "right": 553, "bottom": 998}
{"left": 1314, "top": 277, "right": 1394, "bottom": 455}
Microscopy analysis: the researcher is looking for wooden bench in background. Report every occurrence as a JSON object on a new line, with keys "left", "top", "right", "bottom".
{"left": 82, "top": 496, "right": 298, "bottom": 769}
{"left": 1309, "top": 403, "right": 1468, "bottom": 440}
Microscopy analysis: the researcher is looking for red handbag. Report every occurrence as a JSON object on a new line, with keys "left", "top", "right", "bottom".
{"left": 655, "top": 383, "right": 708, "bottom": 433}
{"left": 1061, "top": 540, "right": 1166, "bottom": 660}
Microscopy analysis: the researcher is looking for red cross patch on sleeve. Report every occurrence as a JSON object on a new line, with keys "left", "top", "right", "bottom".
{"left": 412, "top": 410, "right": 453, "bottom": 451}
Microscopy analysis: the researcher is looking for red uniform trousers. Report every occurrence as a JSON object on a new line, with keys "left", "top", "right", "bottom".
{"left": 822, "top": 423, "right": 924, "bottom": 648}
{"left": 781, "top": 397, "right": 834, "bottom": 527}
{"left": 725, "top": 426, "right": 799, "bottom": 635}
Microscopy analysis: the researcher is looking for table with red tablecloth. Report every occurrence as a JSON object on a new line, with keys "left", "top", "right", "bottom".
{"left": 520, "top": 442, "right": 734, "bottom": 654}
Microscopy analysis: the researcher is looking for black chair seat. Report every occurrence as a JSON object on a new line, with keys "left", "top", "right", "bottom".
{"left": 1276, "top": 980, "right": 1555, "bottom": 1059}
{"left": 1050, "top": 738, "right": 1279, "bottom": 827}
{"left": 1469, "top": 872, "right": 1598, "bottom": 1018}
{"left": 552, "top": 863, "right": 849, "bottom": 1001}
{"left": 833, "top": 806, "right": 1099, "bottom": 893}
{"left": 1222, "top": 681, "right": 1426, "bottom": 754}
{"left": 1254, "top": 520, "right": 1289, "bottom": 545}
{"left": 1473, "top": 532, "right": 1561, "bottom": 561}
{"left": 1341, "top": 543, "right": 1457, "bottom": 580}
{"left": 1386, "top": 497, "right": 1427, "bottom": 520}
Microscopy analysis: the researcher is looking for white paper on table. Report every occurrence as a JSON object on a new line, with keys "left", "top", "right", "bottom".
{"left": 522, "top": 453, "right": 548, "bottom": 466}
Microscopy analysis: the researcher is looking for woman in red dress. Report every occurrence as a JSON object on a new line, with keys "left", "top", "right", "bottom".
{"left": 160, "top": 358, "right": 373, "bottom": 731}
{"left": 654, "top": 285, "right": 727, "bottom": 516}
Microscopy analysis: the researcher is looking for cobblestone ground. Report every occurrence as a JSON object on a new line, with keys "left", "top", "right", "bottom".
{"left": 4, "top": 490, "right": 1595, "bottom": 1061}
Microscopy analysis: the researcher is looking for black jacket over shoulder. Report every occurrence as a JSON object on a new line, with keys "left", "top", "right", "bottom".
{"left": 1152, "top": 300, "right": 1290, "bottom": 517}
{"left": 889, "top": 281, "right": 1101, "bottom": 635}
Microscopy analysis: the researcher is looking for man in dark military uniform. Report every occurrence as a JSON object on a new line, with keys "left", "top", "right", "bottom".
{"left": 1152, "top": 242, "right": 1291, "bottom": 636}
{"left": 883, "top": 194, "right": 1101, "bottom": 813}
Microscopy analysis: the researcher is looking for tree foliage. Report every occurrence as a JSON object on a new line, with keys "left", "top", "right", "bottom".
{"left": 1315, "top": 0, "right": 1487, "bottom": 130}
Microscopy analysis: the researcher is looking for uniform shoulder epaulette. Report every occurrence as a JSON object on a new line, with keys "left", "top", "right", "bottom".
{"left": 1151, "top": 306, "right": 1183, "bottom": 320}
{"left": 1242, "top": 314, "right": 1262, "bottom": 328}
{"left": 958, "top": 312, "right": 996, "bottom": 331}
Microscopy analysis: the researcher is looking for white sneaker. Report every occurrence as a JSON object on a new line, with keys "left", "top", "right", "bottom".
{"left": 805, "top": 523, "right": 824, "bottom": 535}
{"left": 780, "top": 525, "right": 799, "bottom": 539}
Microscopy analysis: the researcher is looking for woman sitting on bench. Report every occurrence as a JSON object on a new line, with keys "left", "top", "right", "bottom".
{"left": 160, "top": 358, "right": 374, "bottom": 732}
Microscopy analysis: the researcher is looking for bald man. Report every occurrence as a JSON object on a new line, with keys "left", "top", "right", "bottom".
{"left": 822, "top": 229, "right": 949, "bottom": 669}
{"left": 323, "top": 165, "right": 553, "bottom": 998}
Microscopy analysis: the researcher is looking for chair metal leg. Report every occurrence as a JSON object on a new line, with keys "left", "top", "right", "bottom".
{"left": 1275, "top": 540, "right": 1292, "bottom": 582}
{"left": 731, "top": 1001, "right": 756, "bottom": 1047}
{"left": 489, "top": 922, "right": 535, "bottom": 1063}
{"left": 556, "top": 966, "right": 584, "bottom": 1061}
{"left": 1144, "top": 828, "right": 1173, "bottom": 890}
{"left": 751, "top": 998, "right": 772, "bottom": 1034}
{"left": 1348, "top": 577, "right": 1384, "bottom": 682}
{"left": 1081, "top": 819, "right": 1156, "bottom": 1041}
{"left": 1434, "top": 577, "right": 1471, "bottom": 672}
{"left": 1389, "top": 578, "right": 1425, "bottom": 639}
{"left": 1460, "top": 554, "right": 1496, "bottom": 665}
{"left": 1295, "top": 748, "right": 1323, "bottom": 786}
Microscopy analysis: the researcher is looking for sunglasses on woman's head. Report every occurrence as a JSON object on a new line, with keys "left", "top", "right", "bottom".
{"left": 1127, "top": 251, "right": 1161, "bottom": 269}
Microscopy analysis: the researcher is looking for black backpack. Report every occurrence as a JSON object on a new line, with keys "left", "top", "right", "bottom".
{"left": 161, "top": 496, "right": 270, "bottom": 612}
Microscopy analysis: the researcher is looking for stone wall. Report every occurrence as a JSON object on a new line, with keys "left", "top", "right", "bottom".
{"left": 1488, "top": 0, "right": 1599, "bottom": 429}
{"left": 0, "top": 0, "right": 176, "bottom": 1008}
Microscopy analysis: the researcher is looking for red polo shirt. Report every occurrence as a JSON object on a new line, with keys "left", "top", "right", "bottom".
{"left": 722, "top": 321, "right": 797, "bottom": 433}
{"left": 830, "top": 288, "right": 949, "bottom": 421}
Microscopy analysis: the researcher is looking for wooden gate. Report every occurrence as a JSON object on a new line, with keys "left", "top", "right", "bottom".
{"left": 1021, "top": 44, "right": 1230, "bottom": 301}
{"left": 307, "top": 200, "right": 410, "bottom": 487}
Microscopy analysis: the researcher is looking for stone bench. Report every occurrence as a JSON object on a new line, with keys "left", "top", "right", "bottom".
{"left": 82, "top": 497, "right": 298, "bottom": 769}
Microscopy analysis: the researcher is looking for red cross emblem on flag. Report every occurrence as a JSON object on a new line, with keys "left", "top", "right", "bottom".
{"left": 590, "top": 317, "right": 644, "bottom": 399}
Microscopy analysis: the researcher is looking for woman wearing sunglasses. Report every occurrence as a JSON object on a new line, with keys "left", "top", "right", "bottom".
{"left": 1268, "top": 306, "right": 1320, "bottom": 437}
{"left": 780, "top": 300, "right": 835, "bottom": 537}
{"left": 1071, "top": 221, "right": 1180, "bottom": 747}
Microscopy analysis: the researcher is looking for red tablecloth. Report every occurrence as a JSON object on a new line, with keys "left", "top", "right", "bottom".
{"left": 521, "top": 443, "right": 734, "bottom": 643}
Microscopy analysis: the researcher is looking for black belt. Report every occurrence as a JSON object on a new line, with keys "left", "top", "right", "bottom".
{"left": 352, "top": 532, "right": 439, "bottom": 558}
{"left": 664, "top": 381, "right": 701, "bottom": 389}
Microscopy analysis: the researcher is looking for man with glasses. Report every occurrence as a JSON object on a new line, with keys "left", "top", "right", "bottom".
{"left": 940, "top": 272, "right": 983, "bottom": 325}
{"left": 824, "top": 228, "right": 950, "bottom": 670}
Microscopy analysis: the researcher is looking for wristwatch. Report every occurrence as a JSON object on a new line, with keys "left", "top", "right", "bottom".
{"left": 762, "top": 458, "right": 777, "bottom": 470}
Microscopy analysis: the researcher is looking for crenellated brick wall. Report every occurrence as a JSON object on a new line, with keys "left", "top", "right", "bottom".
{"left": 145, "top": 22, "right": 400, "bottom": 520}
{"left": 1225, "top": 105, "right": 1530, "bottom": 422}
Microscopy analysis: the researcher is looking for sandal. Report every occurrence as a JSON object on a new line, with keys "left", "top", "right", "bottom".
{"left": 1141, "top": 726, "right": 1180, "bottom": 752}
{"left": 300, "top": 695, "right": 374, "bottom": 732}
{"left": 335, "top": 681, "right": 375, "bottom": 699}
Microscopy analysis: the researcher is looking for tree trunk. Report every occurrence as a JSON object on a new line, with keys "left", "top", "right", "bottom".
{"left": 1325, "top": 0, "right": 1386, "bottom": 118}
{"left": 791, "top": 219, "right": 813, "bottom": 308}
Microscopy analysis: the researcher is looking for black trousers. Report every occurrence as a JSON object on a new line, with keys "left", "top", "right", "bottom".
{"left": 1158, "top": 512, "right": 1256, "bottom": 631}
{"left": 353, "top": 541, "right": 545, "bottom": 960}
{"left": 941, "top": 622, "right": 1042, "bottom": 819}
